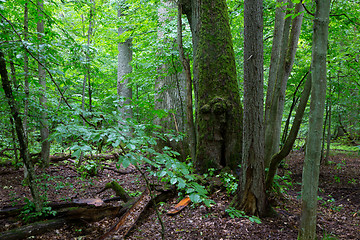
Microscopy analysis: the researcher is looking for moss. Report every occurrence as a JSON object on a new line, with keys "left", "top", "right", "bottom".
{"left": 105, "top": 181, "right": 130, "bottom": 202}
{"left": 193, "top": 0, "right": 243, "bottom": 173}
{"left": 199, "top": 104, "right": 211, "bottom": 113}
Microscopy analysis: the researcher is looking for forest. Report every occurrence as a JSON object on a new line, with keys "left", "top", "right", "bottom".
{"left": 0, "top": 0, "right": 359, "bottom": 239}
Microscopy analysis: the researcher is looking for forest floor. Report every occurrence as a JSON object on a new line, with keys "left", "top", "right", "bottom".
{"left": 0, "top": 150, "right": 359, "bottom": 239}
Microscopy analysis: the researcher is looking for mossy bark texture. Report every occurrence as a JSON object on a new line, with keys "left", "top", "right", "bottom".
{"left": 182, "top": 0, "right": 242, "bottom": 173}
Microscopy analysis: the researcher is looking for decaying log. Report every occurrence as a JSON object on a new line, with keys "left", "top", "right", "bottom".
{"left": 48, "top": 152, "right": 122, "bottom": 162}
{"left": 97, "top": 181, "right": 131, "bottom": 202}
{"left": 98, "top": 185, "right": 176, "bottom": 240}
{"left": 0, "top": 218, "right": 67, "bottom": 240}
{"left": 0, "top": 200, "right": 126, "bottom": 240}
{"left": 97, "top": 188, "right": 152, "bottom": 240}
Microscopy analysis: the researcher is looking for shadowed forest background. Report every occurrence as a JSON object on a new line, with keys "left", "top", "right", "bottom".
{"left": 0, "top": 0, "right": 359, "bottom": 239}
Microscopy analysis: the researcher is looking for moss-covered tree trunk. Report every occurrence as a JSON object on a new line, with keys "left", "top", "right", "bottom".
{"left": 182, "top": 0, "right": 242, "bottom": 172}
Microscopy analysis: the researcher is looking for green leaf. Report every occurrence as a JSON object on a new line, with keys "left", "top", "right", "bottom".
{"left": 158, "top": 170, "right": 167, "bottom": 177}
{"left": 249, "top": 216, "right": 262, "bottom": 224}
{"left": 189, "top": 193, "right": 201, "bottom": 203}
{"left": 177, "top": 178, "right": 186, "bottom": 189}
{"left": 170, "top": 177, "right": 177, "bottom": 185}
{"left": 72, "top": 149, "right": 81, "bottom": 159}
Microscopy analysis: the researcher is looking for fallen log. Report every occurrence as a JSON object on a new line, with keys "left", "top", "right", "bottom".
{"left": 0, "top": 200, "right": 127, "bottom": 240}
{"left": 48, "top": 152, "right": 122, "bottom": 162}
{"left": 98, "top": 184, "right": 176, "bottom": 240}
{"left": 0, "top": 218, "right": 67, "bottom": 240}
{"left": 97, "top": 188, "right": 152, "bottom": 240}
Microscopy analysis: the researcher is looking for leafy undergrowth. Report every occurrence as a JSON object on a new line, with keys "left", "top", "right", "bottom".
{"left": 0, "top": 150, "right": 359, "bottom": 239}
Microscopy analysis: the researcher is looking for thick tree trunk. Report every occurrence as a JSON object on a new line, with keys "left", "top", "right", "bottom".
{"left": 37, "top": 0, "right": 50, "bottom": 167}
{"left": 177, "top": 3, "right": 196, "bottom": 162}
{"left": 0, "top": 50, "right": 43, "bottom": 212}
{"left": 231, "top": 0, "right": 266, "bottom": 216}
{"left": 183, "top": 0, "right": 243, "bottom": 172}
{"left": 298, "top": 0, "right": 331, "bottom": 238}
{"left": 155, "top": 0, "right": 187, "bottom": 155}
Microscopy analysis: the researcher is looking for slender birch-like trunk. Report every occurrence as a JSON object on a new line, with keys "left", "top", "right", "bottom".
{"left": 298, "top": 0, "right": 331, "bottom": 238}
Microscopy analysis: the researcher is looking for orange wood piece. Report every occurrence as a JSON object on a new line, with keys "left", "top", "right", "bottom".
{"left": 167, "top": 196, "right": 191, "bottom": 215}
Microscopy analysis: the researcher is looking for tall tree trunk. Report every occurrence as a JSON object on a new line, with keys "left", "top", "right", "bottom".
{"left": 231, "top": 0, "right": 266, "bottom": 216}
{"left": 23, "top": 1, "right": 29, "bottom": 140}
{"left": 266, "top": 70, "right": 311, "bottom": 190}
{"left": 298, "top": 0, "right": 331, "bottom": 238}
{"left": 177, "top": 3, "right": 196, "bottom": 162}
{"left": 23, "top": 0, "right": 30, "bottom": 177}
{"left": 37, "top": 0, "right": 50, "bottom": 167}
{"left": 264, "top": 2, "right": 304, "bottom": 168}
{"left": 81, "top": 14, "right": 87, "bottom": 126}
{"left": 9, "top": 55, "right": 19, "bottom": 163}
{"left": 264, "top": 0, "right": 286, "bottom": 125}
{"left": 117, "top": 8, "right": 133, "bottom": 125}
{"left": 155, "top": 0, "right": 187, "bottom": 156}
{"left": 182, "top": 0, "right": 243, "bottom": 172}
{"left": 0, "top": 50, "right": 43, "bottom": 212}
{"left": 87, "top": 1, "right": 93, "bottom": 113}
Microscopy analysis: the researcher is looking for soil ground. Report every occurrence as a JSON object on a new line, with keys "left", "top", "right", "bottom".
{"left": 0, "top": 150, "right": 359, "bottom": 239}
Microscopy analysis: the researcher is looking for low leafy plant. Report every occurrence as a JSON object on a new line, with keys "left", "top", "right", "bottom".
{"left": 216, "top": 171, "right": 238, "bottom": 195}
{"left": 77, "top": 160, "right": 100, "bottom": 177}
{"left": 225, "top": 207, "right": 261, "bottom": 224}
{"left": 20, "top": 198, "right": 56, "bottom": 223}
{"left": 273, "top": 170, "right": 293, "bottom": 194}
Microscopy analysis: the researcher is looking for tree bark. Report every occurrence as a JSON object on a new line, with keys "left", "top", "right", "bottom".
{"left": 117, "top": 8, "right": 133, "bottom": 124}
{"left": 23, "top": 1, "right": 30, "bottom": 144}
{"left": 37, "top": 0, "right": 50, "bottom": 167}
{"left": 0, "top": 50, "right": 43, "bottom": 212}
{"left": 324, "top": 98, "right": 332, "bottom": 164}
{"left": 182, "top": 0, "right": 243, "bottom": 172}
{"left": 264, "top": 2, "right": 304, "bottom": 168}
{"left": 155, "top": 0, "right": 187, "bottom": 156}
{"left": 264, "top": 0, "right": 286, "bottom": 126}
{"left": 266, "top": 70, "right": 311, "bottom": 190}
{"left": 87, "top": 0, "right": 94, "bottom": 112}
{"left": 231, "top": 0, "right": 266, "bottom": 216}
{"left": 298, "top": 0, "right": 331, "bottom": 238}
{"left": 177, "top": 3, "right": 196, "bottom": 162}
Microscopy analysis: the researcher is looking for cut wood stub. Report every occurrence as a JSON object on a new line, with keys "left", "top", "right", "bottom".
{"left": 167, "top": 196, "right": 191, "bottom": 215}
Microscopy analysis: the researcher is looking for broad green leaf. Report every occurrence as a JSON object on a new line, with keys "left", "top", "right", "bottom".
{"left": 189, "top": 193, "right": 201, "bottom": 203}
